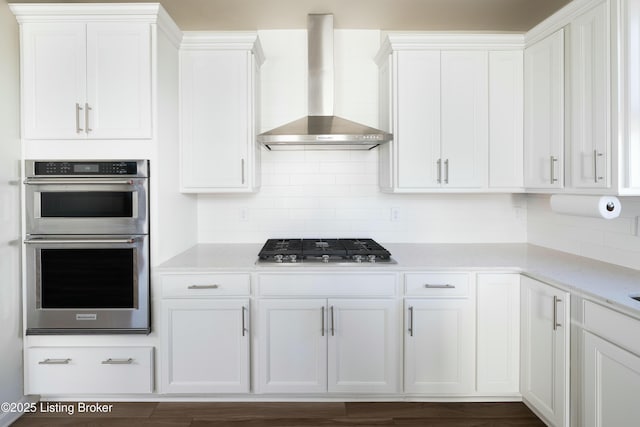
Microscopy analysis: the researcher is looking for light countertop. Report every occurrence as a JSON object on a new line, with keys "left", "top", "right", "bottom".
{"left": 157, "top": 243, "right": 640, "bottom": 319}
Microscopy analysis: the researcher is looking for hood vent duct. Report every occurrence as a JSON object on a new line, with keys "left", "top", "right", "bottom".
{"left": 257, "top": 14, "right": 392, "bottom": 150}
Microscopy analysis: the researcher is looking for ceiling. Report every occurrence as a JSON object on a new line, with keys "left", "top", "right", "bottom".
{"left": 7, "top": 0, "right": 572, "bottom": 31}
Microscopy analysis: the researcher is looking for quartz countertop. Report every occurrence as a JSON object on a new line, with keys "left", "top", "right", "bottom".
{"left": 157, "top": 243, "right": 640, "bottom": 319}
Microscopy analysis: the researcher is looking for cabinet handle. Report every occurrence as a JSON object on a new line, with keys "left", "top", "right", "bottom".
{"left": 444, "top": 159, "right": 449, "bottom": 184}
{"left": 85, "top": 103, "right": 92, "bottom": 133}
{"left": 39, "top": 358, "right": 71, "bottom": 365}
{"left": 187, "top": 284, "right": 219, "bottom": 289}
{"left": 241, "top": 158, "right": 245, "bottom": 185}
{"left": 75, "top": 103, "right": 83, "bottom": 133}
{"left": 408, "top": 306, "right": 414, "bottom": 337}
{"left": 321, "top": 306, "right": 325, "bottom": 336}
{"left": 424, "top": 284, "right": 455, "bottom": 289}
{"left": 594, "top": 150, "right": 604, "bottom": 183}
{"left": 330, "top": 306, "right": 335, "bottom": 336}
{"left": 550, "top": 156, "right": 558, "bottom": 183}
{"left": 553, "top": 296, "right": 562, "bottom": 330}
{"left": 101, "top": 358, "right": 133, "bottom": 365}
{"left": 241, "top": 306, "right": 247, "bottom": 336}
{"left": 437, "top": 159, "right": 442, "bottom": 184}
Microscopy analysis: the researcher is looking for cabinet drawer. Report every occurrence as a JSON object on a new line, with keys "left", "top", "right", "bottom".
{"left": 26, "top": 346, "right": 154, "bottom": 394}
{"left": 584, "top": 301, "right": 640, "bottom": 355}
{"left": 405, "top": 273, "right": 470, "bottom": 297}
{"left": 257, "top": 273, "right": 397, "bottom": 297}
{"left": 161, "top": 273, "right": 250, "bottom": 297}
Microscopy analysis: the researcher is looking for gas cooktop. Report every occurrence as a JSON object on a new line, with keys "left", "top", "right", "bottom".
{"left": 257, "top": 238, "right": 395, "bottom": 264}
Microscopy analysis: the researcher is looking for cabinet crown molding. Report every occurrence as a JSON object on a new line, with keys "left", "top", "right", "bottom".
{"left": 180, "top": 32, "right": 264, "bottom": 66}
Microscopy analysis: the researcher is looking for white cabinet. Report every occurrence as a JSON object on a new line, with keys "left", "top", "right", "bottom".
{"left": 524, "top": 29, "right": 565, "bottom": 189}
{"left": 179, "top": 33, "right": 264, "bottom": 193}
{"left": 520, "top": 276, "right": 570, "bottom": 427}
{"left": 404, "top": 273, "right": 475, "bottom": 394}
{"left": 476, "top": 273, "right": 520, "bottom": 394}
{"left": 582, "top": 300, "right": 640, "bottom": 427}
{"left": 257, "top": 298, "right": 399, "bottom": 394}
{"left": 568, "top": 2, "right": 610, "bottom": 189}
{"left": 19, "top": 21, "right": 151, "bottom": 140}
{"left": 160, "top": 273, "right": 251, "bottom": 394}
{"left": 26, "top": 346, "right": 154, "bottom": 394}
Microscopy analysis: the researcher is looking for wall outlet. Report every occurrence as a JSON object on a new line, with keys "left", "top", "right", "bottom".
{"left": 240, "top": 208, "right": 249, "bottom": 221}
{"left": 391, "top": 207, "right": 400, "bottom": 222}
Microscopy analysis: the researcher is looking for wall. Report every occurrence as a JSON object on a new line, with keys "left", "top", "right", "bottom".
{"left": 0, "top": 0, "right": 25, "bottom": 424}
{"left": 528, "top": 194, "right": 640, "bottom": 269}
{"left": 197, "top": 29, "right": 528, "bottom": 243}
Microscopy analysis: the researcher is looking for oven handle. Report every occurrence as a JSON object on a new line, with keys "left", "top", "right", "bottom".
{"left": 24, "top": 178, "right": 137, "bottom": 185}
{"left": 24, "top": 237, "right": 137, "bottom": 244}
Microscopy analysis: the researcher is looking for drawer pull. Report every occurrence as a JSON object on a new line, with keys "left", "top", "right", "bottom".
{"left": 424, "top": 284, "right": 455, "bottom": 289}
{"left": 101, "top": 358, "right": 134, "bottom": 365}
{"left": 39, "top": 358, "right": 71, "bottom": 365}
{"left": 188, "top": 284, "right": 220, "bottom": 289}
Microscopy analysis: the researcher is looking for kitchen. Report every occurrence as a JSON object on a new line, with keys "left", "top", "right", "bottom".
{"left": 2, "top": 0, "right": 640, "bottom": 426}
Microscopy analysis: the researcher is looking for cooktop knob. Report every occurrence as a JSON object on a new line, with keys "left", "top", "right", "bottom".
{"left": 354, "top": 255, "right": 363, "bottom": 263}
{"left": 368, "top": 254, "right": 376, "bottom": 263}
{"left": 274, "top": 254, "right": 284, "bottom": 263}
{"left": 322, "top": 255, "right": 330, "bottom": 263}
{"left": 289, "top": 254, "right": 297, "bottom": 263}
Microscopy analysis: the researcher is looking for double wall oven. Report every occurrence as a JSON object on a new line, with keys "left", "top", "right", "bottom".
{"left": 24, "top": 160, "right": 150, "bottom": 334}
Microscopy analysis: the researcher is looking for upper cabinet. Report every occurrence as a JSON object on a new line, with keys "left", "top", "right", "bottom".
{"left": 376, "top": 34, "right": 524, "bottom": 193}
{"left": 179, "top": 33, "right": 264, "bottom": 193}
{"left": 524, "top": 29, "right": 565, "bottom": 190}
{"left": 16, "top": 16, "right": 153, "bottom": 140}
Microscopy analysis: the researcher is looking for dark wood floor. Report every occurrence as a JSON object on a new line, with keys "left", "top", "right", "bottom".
{"left": 12, "top": 402, "right": 545, "bottom": 426}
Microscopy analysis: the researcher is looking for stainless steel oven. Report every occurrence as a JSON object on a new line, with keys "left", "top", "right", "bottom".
{"left": 24, "top": 160, "right": 150, "bottom": 334}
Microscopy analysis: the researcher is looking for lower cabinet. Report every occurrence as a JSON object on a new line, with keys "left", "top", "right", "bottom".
{"left": 256, "top": 298, "right": 399, "bottom": 394}
{"left": 26, "top": 346, "right": 154, "bottom": 394}
{"left": 404, "top": 273, "right": 476, "bottom": 394}
{"left": 161, "top": 299, "right": 250, "bottom": 393}
{"left": 520, "top": 276, "right": 570, "bottom": 427}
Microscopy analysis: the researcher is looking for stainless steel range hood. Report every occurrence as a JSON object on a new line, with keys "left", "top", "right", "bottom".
{"left": 257, "top": 14, "right": 392, "bottom": 150}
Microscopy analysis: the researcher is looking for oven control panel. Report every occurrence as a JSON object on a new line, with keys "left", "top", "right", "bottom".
{"left": 32, "top": 161, "right": 143, "bottom": 176}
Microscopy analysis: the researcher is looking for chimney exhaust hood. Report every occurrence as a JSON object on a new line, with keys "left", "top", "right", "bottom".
{"left": 257, "top": 14, "right": 392, "bottom": 150}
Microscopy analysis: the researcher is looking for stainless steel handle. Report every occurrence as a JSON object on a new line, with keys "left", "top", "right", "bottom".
{"left": 101, "top": 358, "right": 133, "bottom": 365}
{"left": 85, "top": 103, "right": 92, "bottom": 133}
{"left": 437, "top": 159, "right": 442, "bottom": 184}
{"left": 25, "top": 238, "right": 136, "bottom": 244}
{"left": 444, "top": 159, "right": 449, "bottom": 184}
{"left": 330, "top": 306, "right": 335, "bottom": 336}
{"left": 76, "top": 103, "right": 83, "bottom": 133}
{"left": 553, "top": 295, "right": 562, "bottom": 330}
{"left": 594, "top": 150, "right": 604, "bottom": 182}
{"left": 424, "top": 284, "right": 455, "bottom": 289}
{"left": 241, "top": 158, "right": 245, "bottom": 185}
{"left": 242, "top": 306, "right": 247, "bottom": 336}
{"left": 550, "top": 156, "right": 558, "bottom": 183}
{"left": 24, "top": 178, "right": 136, "bottom": 185}
{"left": 321, "top": 306, "right": 325, "bottom": 337}
{"left": 408, "top": 306, "right": 414, "bottom": 337}
{"left": 39, "top": 358, "right": 71, "bottom": 365}
{"left": 187, "top": 284, "right": 219, "bottom": 289}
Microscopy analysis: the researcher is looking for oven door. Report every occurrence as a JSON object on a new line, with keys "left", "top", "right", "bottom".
{"left": 24, "top": 235, "right": 149, "bottom": 334}
{"left": 24, "top": 178, "right": 148, "bottom": 235}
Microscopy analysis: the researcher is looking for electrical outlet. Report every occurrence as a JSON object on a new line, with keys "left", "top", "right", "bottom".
{"left": 391, "top": 207, "right": 400, "bottom": 222}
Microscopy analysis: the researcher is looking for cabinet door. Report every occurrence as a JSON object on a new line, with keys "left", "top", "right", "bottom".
{"left": 86, "top": 22, "right": 152, "bottom": 139}
{"left": 161, "top": 299, "right": 249, "bottom": 393}
{"left": 404, "top": 298, "right": 475, "bottom": 394}
{"left": 583, "top": 331, "right": 640, "bottom": 427}
{"left": 327, "top": 299, "right": 399, "bottom": 393}
{"left": 476, "top": 274, "right": 520, "bottom": 394}
{"left": 441, "top": 51, "right": 489, "bottom": 188}
{"left": 257, "top": 299, "right": 327, "bottom": 393}
{"left": 521, "top": 276, "right": 569, "bottom": 427}
{"left": 569, "top": 2, "right": 610, "bottom": 189}
{"left": 21, "top": 23, "right": 87, "bottom": 139}
{"left": 395, "top": 50, "right": 441, "bottom": 189}
{"left": 524, "top": 29, "right": 565, "bottom": 189}
{"left": 180, "top": 50, "right": 251, "bottom": 191}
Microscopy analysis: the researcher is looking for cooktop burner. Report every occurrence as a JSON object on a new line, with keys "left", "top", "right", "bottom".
{"left": 257, "top": 238, "right": 395, "bottom": 264}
